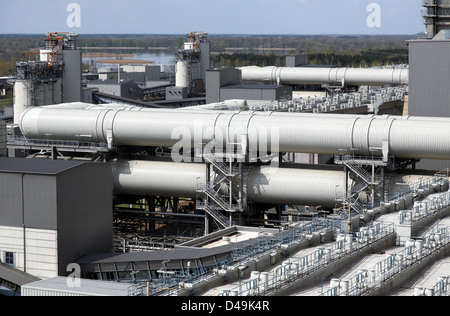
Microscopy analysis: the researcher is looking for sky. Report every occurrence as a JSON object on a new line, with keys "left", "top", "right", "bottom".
{"left": 0, "top": 0, "right": 424, "bottom": 35}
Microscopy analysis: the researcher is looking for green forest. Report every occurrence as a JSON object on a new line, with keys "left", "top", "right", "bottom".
{"left": 210, "top": 49, "right": 408, "bottom": 68}
{"left": 0, "top": 34, "right": 412, "bottom": 76}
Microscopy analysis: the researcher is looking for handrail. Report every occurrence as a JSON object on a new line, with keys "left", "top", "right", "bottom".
{"left": 220, "top": 222, "right": 395, "bottom": 296}
{"left": 321, "top": 226, "right": 450, "bottom": 296}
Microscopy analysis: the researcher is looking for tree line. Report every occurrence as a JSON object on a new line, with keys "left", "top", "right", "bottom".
{"left": 211, "top": 49, "right": 409, "bottom": 68}
{"left": 0, "top": 34, "right": 412, "bottom": 76}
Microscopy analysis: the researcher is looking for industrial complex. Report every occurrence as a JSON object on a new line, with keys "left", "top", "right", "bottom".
{"left": 1, "top": 1, "right": 450, "bottom": 297}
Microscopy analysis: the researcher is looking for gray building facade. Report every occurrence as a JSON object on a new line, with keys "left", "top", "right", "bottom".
{"left": 0, "top": 158, "right": 113, "bottom": 279}
{"left": 408, "top": 34, "right": 450, "bottom": 169}
{"left": 220, "top": 84, "right": 292, "bottom": 103}
{"left": 206, "top": 68, "right": 292, "bottom": 104}
{"left": 87, "top": 79, "right": 144, "bottom": 100}
{"left": 408, "top": 37, "right": 450, "bottom": 118}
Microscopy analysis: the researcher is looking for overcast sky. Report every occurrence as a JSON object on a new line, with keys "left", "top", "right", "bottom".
{"left": 0, "top": 0, "right": 424, "bottom": 35}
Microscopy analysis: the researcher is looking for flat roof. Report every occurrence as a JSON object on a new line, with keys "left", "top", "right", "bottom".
{"left": 222, "top": 84, "right": 286, "bottom": 90}
{"left": 87, "top": 79, "right": 134, "bottom": 86}
{"left": 22, "top": 277, "right": 132, "bottom": 296}
{"left": 0, "top": 158, "right": 86, "bottom": 175}
{"left": 77, "top": 226, "right": 280, "bottom": 266}
{"left": 0, "top": 263, "right": 40, "bottom": 287}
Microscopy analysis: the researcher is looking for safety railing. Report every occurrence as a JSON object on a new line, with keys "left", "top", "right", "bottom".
{"left": 7, "top": 135, "right": 110, "bottom": 150}
{"left": 197, "top": 201, "right": 233, "bottom": 228}
{"left": 220, "top": 222, "right": 395, "bottom": 296}
{"left": 356, "top": 172, "right": 447, "bottom": 212}
{"left": 136, "top": 217, "right": 339, "bottom": 296}
{"left": 399, "top": 191, "right": 450, "bottom": 225}
{"left": 414, "top": 275, "right": 450, "bottom": 297}
{"left": 203, "top": 151, "right": 239, "bottom": 177}
{"left": 197, "top": 183, "right": 240, "bottom": 213}
{"left": 321, "top": 226, "right": 450, "bottom": 296}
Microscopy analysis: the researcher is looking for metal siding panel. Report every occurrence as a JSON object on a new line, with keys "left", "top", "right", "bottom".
{"left": 23, "top": 175, "right": 57, "bottom": 230}
{"left": 56, "top": 163, "right": 113, "bottom": 276}
{"left": 0, "top": 173, "right": 23, "bottom": 227}
{"left": 409, "top": 41, "right": 450, "bottom": 118}
{"left": 62, "top": 50, "right": 82, "bottom": 102}
{"left": 409, "top": 41, "right": 450, "bottom": 170}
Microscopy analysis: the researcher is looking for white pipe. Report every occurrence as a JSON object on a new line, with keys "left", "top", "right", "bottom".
{"left": 239, "top": 66, "right": 409, "bottom": 86}
{"left": 19, "top": 106, "right": 450, "bottom": 160}
{"left": 112, "top": 160, "right": 348, "bottom": 207}
{"left": 112, "top": 160, "right": 428, "bottom": 208}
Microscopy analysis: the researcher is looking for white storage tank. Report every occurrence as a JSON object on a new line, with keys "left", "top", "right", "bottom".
{"left": 176, "top": 60, "right": 189, "bottom": 88}
{"left": 13, "top": 80, "right": 33, "bottom": 125}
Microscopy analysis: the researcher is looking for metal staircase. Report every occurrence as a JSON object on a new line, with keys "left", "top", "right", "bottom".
{"left": 335, "top": 154, "right": 386, "bottom": 216}
{"left": 196, "top": 201, "right": 231, "bottom": 229}
{"left": 336, "top": 155, "right": 382, "bottom": 185}
{"left": 342, "top": 195, "right": 367, "bottom": 214}
{"left": 197, "top": 183, "right": 239, "bottom": 213}
{"left": 203, "top": 152, "right": 239, "bottom": 177}
{"left": 196, "top": 148, "right": 244, "bottom": 230}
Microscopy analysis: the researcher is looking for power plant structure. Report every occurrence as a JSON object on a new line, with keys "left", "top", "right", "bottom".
{"left": 423, "top": 0, "right": 450, "bottom": 38}
{"left": 166, "top": 32, "right": 210, "bottom": 100}
{"left": 1, "top": 3, "right": 450, "bottom": 297}
{"left": 12, "top": 32, "right": 82, "bottom": 125}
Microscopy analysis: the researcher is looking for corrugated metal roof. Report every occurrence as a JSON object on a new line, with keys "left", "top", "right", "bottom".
{"left": 77, "top": 246, "right": 233, "bottom": 265}
{"left": 0, "top": 263, "right": 40, "bottom": 286}
{"left": 0, "top": 158, "right": 86, "bottom": 175}
{"left": 77, "top": 226, "right": 281, "bottom": 266}
{"left": 22, "top": 277, "right": 132, "bottom": 296}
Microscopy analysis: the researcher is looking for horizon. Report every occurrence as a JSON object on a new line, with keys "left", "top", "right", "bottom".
{"left": 0, "top": 1, "right": 424, "bottom": 35}
{"left": 0, "top": 33, "right": 419, "bottom": 37}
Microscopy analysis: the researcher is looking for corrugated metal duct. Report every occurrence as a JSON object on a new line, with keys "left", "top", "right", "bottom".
{"left": 239, "top": 66, "right": 409, "bottom": 86}
{"left": 19, "top": 107, "right": 450, "bottom": 160}
{"left": 112, "top": 160, "right": 428, "bottom": 208}
{"left": 112, "top": 160, "right": 348, "bottom": 208}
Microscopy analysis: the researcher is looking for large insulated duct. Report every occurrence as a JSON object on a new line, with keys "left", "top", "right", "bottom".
{"left": 239, "top": 66, "right": 409, "bottom": 86}
{"left": 112, "top": 160, "right": 349, "bottom": 208}
{"left": 112, "top": 160, "right": 430, "bottom": 208}
{"left": 19, "top": 106, "right": 450, "bottom": 160}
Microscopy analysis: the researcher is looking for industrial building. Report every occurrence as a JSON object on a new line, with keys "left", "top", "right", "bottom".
{"left": 0, "top": 158, "right": 113, "bottom": 280}
{"left": 86, "top": 79, "right": 144, "bottom": 100}
{"left": 1, "top": 1, "right": 450, "bottom": 297}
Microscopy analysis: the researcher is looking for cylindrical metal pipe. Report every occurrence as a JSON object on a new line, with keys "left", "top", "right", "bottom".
{"left": 239, "top": 66, "right": 409, "bottom": 86}
{"left": 112, "top": 160, "right": 348, "bottom": 207}
{"left": 19, "top": 107, "right": 450, "bottom": 160}
{"left": 112, "top": 160, "right": 431, "bottom": 208}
